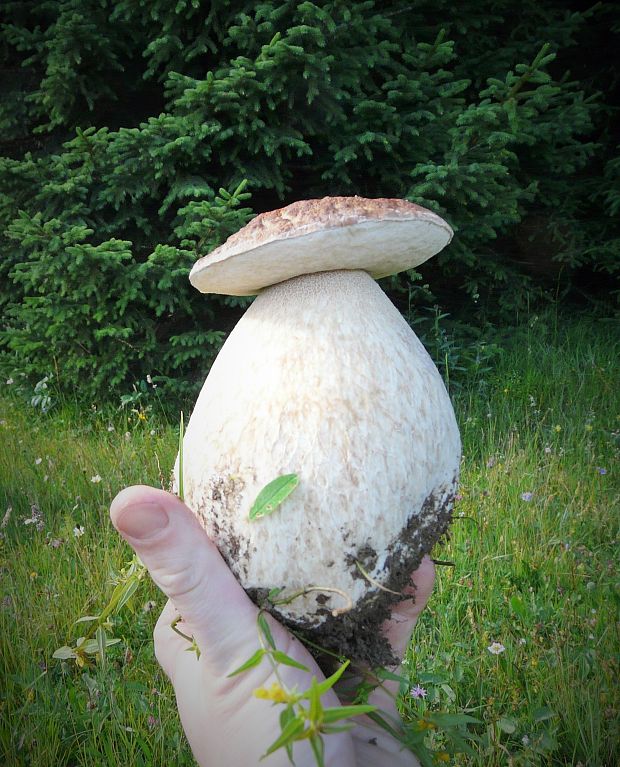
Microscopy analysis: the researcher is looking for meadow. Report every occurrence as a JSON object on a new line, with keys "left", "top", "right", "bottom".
{"left": 0, "top": 311, "right": 618, "bottom": 766}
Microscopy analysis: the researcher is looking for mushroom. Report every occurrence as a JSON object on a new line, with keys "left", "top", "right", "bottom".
{"left": 177, "top": 197, "right": 460, "bottom": 664}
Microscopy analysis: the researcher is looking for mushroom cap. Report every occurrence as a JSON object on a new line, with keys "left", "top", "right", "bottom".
{"left": 190, "top": 196, "right": 453, "bottom": 296}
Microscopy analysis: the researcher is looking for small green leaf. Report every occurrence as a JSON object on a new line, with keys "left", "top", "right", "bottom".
{"left": 280, "top": 705, "right": 295, "bottom": 729}
{"left": 427, "top": 712, "right": 482, "bottom": 727}
{"left": 309, "top": 733, "right": 325, "bottom": 766}
{"left": 227, "top": 649, "right": 266, "bottom": 677}
{"left": 375, "top": 668, "right": 410, "bottom": 685}
{"left": 73, "top": 615, "right": 100, "bottom": 624}
{"left": 279, "top": 707, "right": 296, "bottom": 762}
{"left": 249, "top": 474, "right": 299, "bottom": 521}
{"left": 257, "top": 613, "right": 276, "bottom": 650}
{"left": 443, "top": 731, "right": 478, "bottom": 758}
{"left": 498, "top": 716, "right": 518, "bottom": 733}
{"left": 312, "top": 660, "right": 350, "bottom": 696}
{"left": 262, "top": 715, "right": 305, "bottom": 758}
{"left": 322, "top": 705, "right": 376, "bottom": 724}
{"left": 77, "top": 636, "right": 120, "bottom": 655}
{"left": 418, "top": 672, "right": 445, "bottom": 684}
{"left": 308, "top": 677, "right": 321, "bottom": 722}
{"left": 114, "top": 576, "right": 140, "bottom": 612}
{"left": 510, "top": 595, "right": 527, "bottom": 619}
{"left": 441, "top": 683, "right": 456, "bottom": 702}
{"left": 536, "top": 731, "right": 558, "bottom": 750}
{"left": 365, "top": 710, "right": 402, "bottom": 741}
{"left": 96, "top": 626, "right": 107, "bottom": 666}
{"left": 186, "top": 637, "right": 202, "bottom": 659}
{"left": 53, "top": 646, "right": 77, "bottom": 660}
{"left": 79, "top": 639, "right": 100, "bottom": 654}
{"left": 271, "top": 650, "right": 310, "bottom": 672}
{"left": 533, "top": 706, "right": 555, "bottom": 723}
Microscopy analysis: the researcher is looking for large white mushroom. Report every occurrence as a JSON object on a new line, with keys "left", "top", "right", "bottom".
{"left": 176, "top": 197, "right": 461, "bottom": 663}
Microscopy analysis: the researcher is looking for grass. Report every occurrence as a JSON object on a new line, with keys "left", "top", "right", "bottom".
{"left": 1, "top": 313, "right": 618, "bottom": 766}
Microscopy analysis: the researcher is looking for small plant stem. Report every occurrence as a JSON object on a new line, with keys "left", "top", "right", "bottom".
{"left": 272, "top": 586, "right": 353, "bottom": 617}
{"left": 289, "top": 631, "right": 346, "bottom": 663}
{"left": 79, "top": 584, "right": 128, "bottom": 645}
{"left": 355, "top": 561, "right": 401, "bottom": 595}
{"left": 170, "top": 615, "right": 201, "bottom": 658}
{"left": 170, "top": 615, "right": 194, "bottom": 644}
{"left": 257, "top": 613, "right": 287, "bottom": 688}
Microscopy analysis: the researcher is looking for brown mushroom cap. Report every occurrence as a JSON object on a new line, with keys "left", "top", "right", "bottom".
{"left": 189, "top": 196, "right": 453, "bottom": 296}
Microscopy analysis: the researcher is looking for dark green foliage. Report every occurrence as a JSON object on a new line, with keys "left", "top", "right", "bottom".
{"left": 0, "top": 1, "right": 617, "bottom": 404}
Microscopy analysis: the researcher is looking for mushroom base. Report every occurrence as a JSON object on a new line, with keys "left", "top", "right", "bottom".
{"left": 247, "top": 478, "right": 456, "bottom": 669}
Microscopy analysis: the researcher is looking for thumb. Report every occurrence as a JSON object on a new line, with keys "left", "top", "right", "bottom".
{"left": 110, "top": 485, "right": 259, "bottom": 674}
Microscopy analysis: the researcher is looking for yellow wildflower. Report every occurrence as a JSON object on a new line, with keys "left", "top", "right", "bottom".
{"left": 254, "top": 682, "right": 290, "bottom": 703}
{"left": 416, "top": 718, "right": 437, "bottom": 731}
{"left": 434, "top": 752, "right": 450, "bottom": 764}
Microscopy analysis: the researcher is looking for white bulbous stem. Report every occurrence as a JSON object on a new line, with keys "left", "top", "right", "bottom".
{"left": 179, "top": 269, "right": 460, "bottom": 626}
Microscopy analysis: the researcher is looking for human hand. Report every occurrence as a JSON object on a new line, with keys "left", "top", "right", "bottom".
{"left": 110, "top": 486, "right": 435, "bottom": 767}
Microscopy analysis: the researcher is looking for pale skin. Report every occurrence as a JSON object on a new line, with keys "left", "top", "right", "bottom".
{"left": 110, "top": 486, "right": 435, "bottom": 767}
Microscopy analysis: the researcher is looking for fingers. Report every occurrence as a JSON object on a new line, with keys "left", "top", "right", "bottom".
{"left": 354, "top": 557, "right": 436, "bottom": 711}
{"left": 382, "top": 556, "right": 435, "bottom": 660}
{"left": 110, "top": 485, "right": 260, "bottom": 675}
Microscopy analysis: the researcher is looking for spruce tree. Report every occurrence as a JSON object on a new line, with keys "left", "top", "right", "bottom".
{"left": 1, "top": 1, "right": 617, "bottom": 403}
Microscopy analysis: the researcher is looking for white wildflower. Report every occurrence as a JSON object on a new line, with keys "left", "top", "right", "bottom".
{"left": 1, "top": 507, "right": 12, "bottom": 529}
{"left": 23, "top": 504, "right": 44, "bottom": 531}
{"left": 487, "top": 641, "right": 506, "bottom": 655}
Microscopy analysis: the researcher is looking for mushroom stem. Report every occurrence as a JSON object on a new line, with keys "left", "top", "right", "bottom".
{"left": 180, "top": 196, "right": 460, "bottom": 663}
{"left": 182, "top": 266, "right": 459, "bottom": 630}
